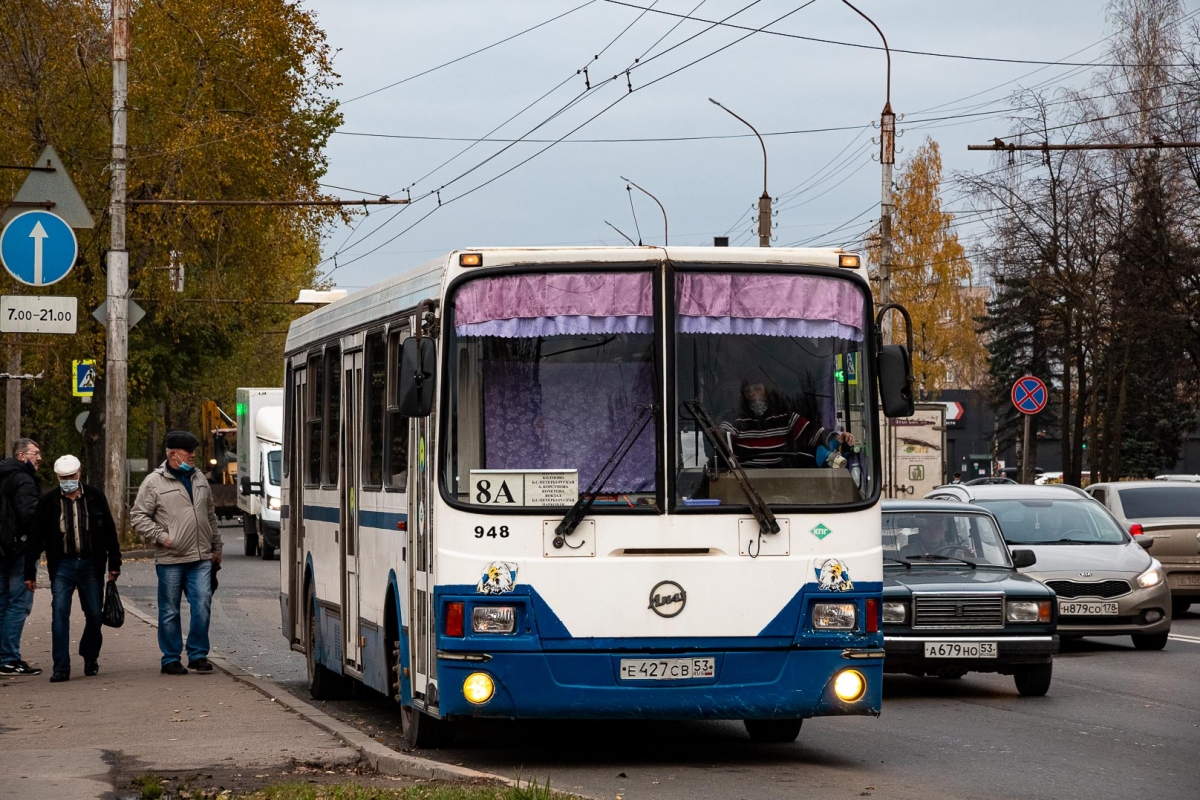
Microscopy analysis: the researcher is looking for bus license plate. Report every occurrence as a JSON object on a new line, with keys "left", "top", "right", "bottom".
{"left": 619, "top": 657, "right": 715, "bottom": 681}
{"left": 1059, "top": 600, "right": 1119, "bottom": 616}
{"left": 923, "top": 641, "right": 997, "bottom": 658}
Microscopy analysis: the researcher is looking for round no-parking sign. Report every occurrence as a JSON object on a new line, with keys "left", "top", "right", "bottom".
{"left": 1011, "top": 376, "right": 1048, "bottom": 415}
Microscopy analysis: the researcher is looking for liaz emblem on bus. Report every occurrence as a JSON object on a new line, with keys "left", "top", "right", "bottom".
{"left": 648, "top": 580, "right": 686, "bottom": 618}
{"left": 815, "top": 558, "right": 854, "bottom": 592}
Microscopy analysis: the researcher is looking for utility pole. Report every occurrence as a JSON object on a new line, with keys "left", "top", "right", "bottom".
{"left": 709, "top": 98, "right": 771, "bottom": 246}
{"left": 107, "top": 0, "right": 130, "bottom": 533}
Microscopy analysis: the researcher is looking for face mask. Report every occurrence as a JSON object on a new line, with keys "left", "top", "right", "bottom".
{"left": 749, "top": 400, "right": 768, "bottom": 417}
{"left": 59, "top": 480, "right": 80, "bottom": 494}
{"left": 177, "top": 461, "right": 195, "bottom": 473}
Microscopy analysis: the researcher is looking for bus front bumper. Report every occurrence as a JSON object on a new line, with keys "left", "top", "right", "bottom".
{"left": 433, "top": 648, "right": 883, "bottom": 720}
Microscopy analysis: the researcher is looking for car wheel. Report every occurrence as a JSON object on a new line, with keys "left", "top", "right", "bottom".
{"left": 743, "top": 718, "right": 803, "bottom": 743}
{"left": 1013, "top": 663, "right": 1052, "bottom": 697}
{"left": 1131, "top": 632, "right": 1169, "bottom": 651}
{"left": 1171, "top": 597, "right": 1192, "bottom": 616}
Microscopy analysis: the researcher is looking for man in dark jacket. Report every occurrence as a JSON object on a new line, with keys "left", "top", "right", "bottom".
{"left": 27, "top": 454, "right": 121, "bottom": 682}
{"left": 0, "top": 438, "right": 44, "bottom": 676}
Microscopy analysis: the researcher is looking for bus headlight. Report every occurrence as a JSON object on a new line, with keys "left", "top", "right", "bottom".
{"left": 882, "top": 601, "right": 908, "bottom": 624}
{"left": 833, "top": 669, "right": 866, "bottom": 702}
{"left": 813, "top": 603, "right": 856, "bottom": 630}
{"left": 463, "top": 672, "right": 495, "bottom": 704}
{"left": 472, "top": 605, "right": 516, "bottom": 633}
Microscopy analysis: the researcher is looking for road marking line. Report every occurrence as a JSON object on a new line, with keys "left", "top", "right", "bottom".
{"left": 1168, "top": 633, "right": 1200, "bottom": 644}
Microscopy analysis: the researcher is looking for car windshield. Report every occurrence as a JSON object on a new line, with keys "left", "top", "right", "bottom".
{"left": 975, "top": 498, "right": 1129, "bottom": 545}
{"left": 882, "top": 511, "right": 1011, "bottom": 567}
{"left": 1117, "top": 486, "right": 1200, "bottom": 519}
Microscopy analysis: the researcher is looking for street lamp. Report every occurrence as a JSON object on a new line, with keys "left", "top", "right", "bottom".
{"left": 620, "top": 176, "right": 668, "bottom": 245}
{"left": 840, "top": 0, "right": 895, "bottom": 334}
{"left": 709, "top": 98, "right": 771, "bottom": 247}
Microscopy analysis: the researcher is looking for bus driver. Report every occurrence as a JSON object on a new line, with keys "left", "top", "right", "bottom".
{"left": 721, "top": 382, "right": 855, "bottom": 469}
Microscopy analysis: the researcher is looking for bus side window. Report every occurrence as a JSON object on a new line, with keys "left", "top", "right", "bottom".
{"left": 386, "top": 329, "right": 410, "bottom": 490}
{"left": 363, "top": 332, "right": 386, "bottom": 489}
{"left": 324, "top": 346, "right": 341, "bottom": 486}
{"left": 306, "top": 352, "right": 323, "bottom": 486}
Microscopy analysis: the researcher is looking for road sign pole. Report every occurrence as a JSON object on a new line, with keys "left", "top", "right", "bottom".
{"left": 5, "top": 343, "right": 19, "bottom": 454}
{"left": 106, "top": 0, "right": 131, "bottom": 535}
{"left": 1022, "top": 413, "right": 1033, "bottom": 484}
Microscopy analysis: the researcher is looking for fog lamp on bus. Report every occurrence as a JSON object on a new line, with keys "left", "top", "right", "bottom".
{"left": 833, "top": 669, "right": 866, "bottom": 702}
{"left": 472, "top": 605, "right": 516, "bottom": 633}
{"left": 882, "top": 601, "right": 908, "bottom": 624}
{"left": 463, "top": 672, "right": 495, "bottom": 704}
{"left": 813, "top": 602, "right": 856, "bottom": 630}
{"left": 1007, "top": 600, "right": 1051, "bottom": 623}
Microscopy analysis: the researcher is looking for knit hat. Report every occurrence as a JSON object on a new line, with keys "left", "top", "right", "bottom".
{"left": 54, "top": 454, "right": 82, "bottom": 476}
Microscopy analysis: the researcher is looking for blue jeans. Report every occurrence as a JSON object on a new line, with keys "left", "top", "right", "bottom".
{"left": 50, "top": 557, "right": 104, "bottom": 675}
{"left": 156, "top": 560, "right": 213, "bottom": 666}
{"left": 0, "top": 554, "right": 33, "bottom": 664}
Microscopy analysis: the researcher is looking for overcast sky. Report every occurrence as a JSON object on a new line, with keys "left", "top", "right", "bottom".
{"left": 299, "top": 0, "right": 1185, "bottom": 291}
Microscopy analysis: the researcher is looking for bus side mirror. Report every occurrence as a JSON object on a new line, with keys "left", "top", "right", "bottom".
{"left": 878, "top": 344, "right": 914, "bottom": 418}
{"left": 398, "top": 337, "right": 436, "bottom": 417}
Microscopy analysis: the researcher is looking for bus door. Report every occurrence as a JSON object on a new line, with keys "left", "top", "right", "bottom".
{"left": 286, "top": 366, "right": 306, "bottom": 647}
{"left": 409, "top": 368, "right": 438, "bottom": 709}
{"left": 341, "top": 349, "right": 364, "bottom": 673}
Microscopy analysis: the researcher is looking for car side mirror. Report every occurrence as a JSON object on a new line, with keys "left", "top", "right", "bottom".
{"left": 398, "top": 336, "right": 436, "bottom": 417}
{"left": 240, "top": 475, "right": 263, "bottom": 497}
{"left": 1135, "top": 536, "right": 1153, "bottom": 550}
{"left": 1010, "top": 549, "right": 1037, "bottom": 569}
{"left": 240, "top": 475, "right": 251, "bottom": 496}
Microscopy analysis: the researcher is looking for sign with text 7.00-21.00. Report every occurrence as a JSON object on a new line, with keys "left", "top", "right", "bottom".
{"left": 0, "top": 295, "right": 77, "bottom": 334}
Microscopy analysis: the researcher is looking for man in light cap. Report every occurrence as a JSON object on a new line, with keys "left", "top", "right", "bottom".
{"left": 131, "top": 431, "right": 222, "bottom": 675}
{"left": 28, "top": 454, "right": 121, "bottom": 682}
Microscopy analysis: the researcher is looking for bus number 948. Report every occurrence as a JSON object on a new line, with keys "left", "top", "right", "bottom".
{"left": 474, "top": 526, "right": 510, "bottom": 538}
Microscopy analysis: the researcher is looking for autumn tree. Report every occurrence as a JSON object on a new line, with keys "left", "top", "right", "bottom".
{"left": 1, "top": 0, "right": 341, "bottom": 486}
{"left": 872, "top": 137, "right": 987, "bottom": 398}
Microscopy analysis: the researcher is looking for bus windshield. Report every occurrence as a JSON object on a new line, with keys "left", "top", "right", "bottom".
{"left": 674, "top": 270, "right": 872, "bottom": 508}
{"left": 444, "top": 270, "right": 657, "bottom": 509}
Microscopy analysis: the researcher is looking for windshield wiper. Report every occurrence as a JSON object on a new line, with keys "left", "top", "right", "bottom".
{"left": 556, "top": 404, "right": 655, "bottom": 538}
{"left": 884, "top": 556, "right": 912, "bottom": 569}
{"left": 906, "top": 554, "right": 978, "bottom": 568}
{"left": 681, "top": 399, "right": 779, "bottom": 536}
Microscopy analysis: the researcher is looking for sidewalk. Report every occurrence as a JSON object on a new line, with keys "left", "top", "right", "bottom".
{"left": 0, "top": 579, "right": 360, "bottom": 799}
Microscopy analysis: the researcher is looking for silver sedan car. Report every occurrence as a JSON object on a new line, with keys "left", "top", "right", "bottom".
{"left": 926, "top": 485, "right": 1172, "bottom": 650}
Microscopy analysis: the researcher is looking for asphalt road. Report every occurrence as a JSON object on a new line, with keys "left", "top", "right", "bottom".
{"left": 119, "top": 524, "right": 1200, "bottom": 800}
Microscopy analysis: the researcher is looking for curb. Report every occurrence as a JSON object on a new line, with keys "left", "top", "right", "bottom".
{"left": 122, "top": 601, "right": 512, "bottom": 787}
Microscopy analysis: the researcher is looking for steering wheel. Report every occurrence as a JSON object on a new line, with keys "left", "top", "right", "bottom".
{"left": 934, "top": 545, "right": 971, "bottom": 558}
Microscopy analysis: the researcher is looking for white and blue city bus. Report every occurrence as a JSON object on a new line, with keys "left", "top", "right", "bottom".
{"left": 279, "top": 246, "right": 914, "bottom": 747}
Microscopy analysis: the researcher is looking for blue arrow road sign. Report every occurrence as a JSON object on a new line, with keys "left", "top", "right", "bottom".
{"left": 0, "top": 210, "right": 78, "bottom": 287}
{"left": 1011, "top": 376, "right": 1048, "bottom": 415}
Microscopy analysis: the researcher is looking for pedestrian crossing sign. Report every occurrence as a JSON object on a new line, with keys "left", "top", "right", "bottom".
{"left": 73, "top": 359, "right": 96, "bottom": 397}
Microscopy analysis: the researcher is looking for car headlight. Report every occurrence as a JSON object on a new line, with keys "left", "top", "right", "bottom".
{"left": 813, "top": 602, "right": 856, "bottom": 630}
{"left": 267, "top": 496, "right": 281, "bottom": 510}
{"left": 882, "top": 601, "right": 908, "bottom": 624}
{"left": 1137, "top": 563, "right": 1164, "bottom": 589}
{"left": 472, "top": 605, "right": 516, "bottom": 633}
{"left": 1007, "top": 600, "right": 1051, "bottom": 623}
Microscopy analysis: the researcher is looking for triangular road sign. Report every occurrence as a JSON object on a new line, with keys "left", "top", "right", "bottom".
{"left": 1, "top": 145, "right": 95, "bottom": 229}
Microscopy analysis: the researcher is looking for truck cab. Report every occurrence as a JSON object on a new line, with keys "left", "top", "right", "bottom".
{"left": 236, "top": 387, "right": 284, "bottom": 559}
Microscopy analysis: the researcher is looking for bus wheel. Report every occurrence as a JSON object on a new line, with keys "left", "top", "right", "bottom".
{"left": 243, "top": 515, "right": 258, "bottom": 556}
{"left": 306, "top": 587, "right": 346, "bottom": 700}
{"left": 392, "top": 640, "right": 456, "bottom": 749}
{"left": 743, "top": 718, "right": 802, "bottom": 743}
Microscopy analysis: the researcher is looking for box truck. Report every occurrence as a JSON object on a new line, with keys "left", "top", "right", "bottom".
{"left": 236, "top": 387, "right": 284, "bottom": 559}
